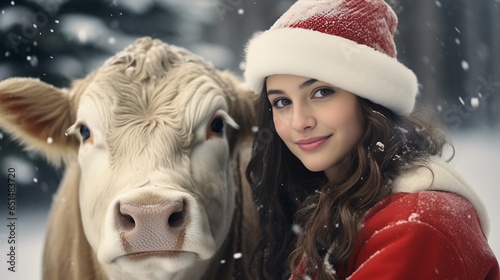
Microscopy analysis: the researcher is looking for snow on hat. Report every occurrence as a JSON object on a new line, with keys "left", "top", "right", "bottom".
{"left": 244, "top": 0, "right": 418, "bottom": 115}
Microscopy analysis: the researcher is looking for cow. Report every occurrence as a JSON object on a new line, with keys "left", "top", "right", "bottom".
{"left": 0, "top": 37, "right": 258, "bottom": 280}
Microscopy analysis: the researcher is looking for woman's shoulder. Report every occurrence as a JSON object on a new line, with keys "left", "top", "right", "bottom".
{"left": 391, "top": 155, "right": 491, "bottom": 235}
{"left": 363, "top": 191, "right": 483, "bottom": 239}
{"left": 343, "top": 191, "right": 499, "bottom": 279}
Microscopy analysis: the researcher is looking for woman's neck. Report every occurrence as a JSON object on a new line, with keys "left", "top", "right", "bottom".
{"left": 324, "top": 166, "right": 338, "bottom": 181}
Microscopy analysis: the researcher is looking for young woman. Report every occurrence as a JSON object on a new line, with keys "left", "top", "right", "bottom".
{"left": 243, "top": 0, "right": 499, "bottom": 279}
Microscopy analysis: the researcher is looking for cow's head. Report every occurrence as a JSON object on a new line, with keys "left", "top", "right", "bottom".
{"left": 0, "top": 37, "right": 255, "bottom": 279}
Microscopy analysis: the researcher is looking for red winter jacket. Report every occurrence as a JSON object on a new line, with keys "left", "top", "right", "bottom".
{"left": 291, "top": 157, "right": 500, "bottom": 280}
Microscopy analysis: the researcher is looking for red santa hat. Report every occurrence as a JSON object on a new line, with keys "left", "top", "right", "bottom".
{"left": 244, "top": 0, "right": 418, "bottom": 115}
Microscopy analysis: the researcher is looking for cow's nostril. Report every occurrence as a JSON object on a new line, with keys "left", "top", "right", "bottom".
{"left": 117, "top": 203, "right": 136, "bottom": 230}
{"left": 168, "top": 211, "right": 184, "bottom": 228}
{"left": 117, "top": 199, "right": 187, "bottom": 234}
{"left": 122, "top": 214, "right": 135, "bottom": 228}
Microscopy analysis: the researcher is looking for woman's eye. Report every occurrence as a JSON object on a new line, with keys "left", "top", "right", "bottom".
{"left": 210, "top": 117, "right": 224, "bottom": 133}
{"left": 312, "top": 88, "right": 335, "bottom": 98}
{"left": 79, "top": 125, "right": 91, "bottom": 141}
{"left": 272, "top": 98, "right": 291, "bottom": 108}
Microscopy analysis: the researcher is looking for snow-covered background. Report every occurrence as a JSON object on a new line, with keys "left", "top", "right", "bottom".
{"left": 0, "top": 0, "right": 499, "bottom": 279}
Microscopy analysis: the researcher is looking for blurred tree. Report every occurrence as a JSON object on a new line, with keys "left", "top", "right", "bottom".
{"left": 0, "top": 0, "right": 183, "bottom": 87}
{"left": 396, "top": 0, "right": 500, "bottom": 129}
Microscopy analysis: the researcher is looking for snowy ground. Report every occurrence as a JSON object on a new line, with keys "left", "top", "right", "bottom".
{"left": 0, "top": 209, "right": 48, "bottom": 280}
{"left": 0, "top": 128, "right": 499, "bottom": 279}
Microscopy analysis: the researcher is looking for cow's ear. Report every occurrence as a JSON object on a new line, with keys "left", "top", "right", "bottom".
{"left": 0, "top": 77, "right": 79, "bottom": 166}
{"left": 218, "top": 71, "right": 257, "bottom": 152}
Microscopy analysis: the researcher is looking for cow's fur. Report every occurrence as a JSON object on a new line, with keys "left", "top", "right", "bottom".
{"left": 0, "top": 37, "right": 257, "bottom": 280}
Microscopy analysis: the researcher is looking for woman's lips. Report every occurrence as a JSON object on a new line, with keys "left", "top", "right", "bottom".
{"left": 295, "top": 135, "right": 332, "bottom": 151}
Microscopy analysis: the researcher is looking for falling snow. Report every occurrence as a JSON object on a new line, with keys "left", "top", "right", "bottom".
{"left": 239, "top": 61, "right": 246, "bottom": 71}
{"left": 292, "top": 223, "right": 302, "bottom": 234}
{"left": 470, "top": 97, "right": 479, "bottom": 109}
{"left": 459, "top": 96, "right": 465, "bottom": 106}
{"left": 376, "top": 142, "right": 385, "bottom": 152}
{"left": 461, "top": 60, "right": 469, "bottom": 70}
{"left": 29, "top": 55, "right": 39, "bottom": 67}
{"left": 233, "top": 252, "right": 242, "bottom": 259}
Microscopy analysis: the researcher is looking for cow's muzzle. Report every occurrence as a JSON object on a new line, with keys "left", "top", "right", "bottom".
{"left": 114, "top": 197, "right": 190, "bottom": 258}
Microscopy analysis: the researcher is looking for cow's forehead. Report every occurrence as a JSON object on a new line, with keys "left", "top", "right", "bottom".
{"left": 88, "top": 61, "right": 231, "bottom": 134}
{"left": 76, "top": 38, "right": 232, "bottom": 168}
{"left": 102, "top": 37, "right": 217, "bottom": 83}
{"left": 84, "top": 37, "right": 229, "bottom": 123}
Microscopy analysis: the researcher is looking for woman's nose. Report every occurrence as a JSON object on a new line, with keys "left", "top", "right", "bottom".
{"left": 291, "top": 105, "right": 316, "bottom": 131}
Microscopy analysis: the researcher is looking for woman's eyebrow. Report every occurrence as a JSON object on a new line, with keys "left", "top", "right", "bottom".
{"left": 267, "top": 89, "right": 284, "bottom": 96}
{"left": 299, "top": 79, "right": 318, "bottom": 89}
{"left": 267, "top": 79, "right": 319, "bottom": 95}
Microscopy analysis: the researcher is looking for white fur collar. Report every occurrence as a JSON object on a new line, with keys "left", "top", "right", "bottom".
{"left": 391, "top": 156, "right": 490, "bottom": 237}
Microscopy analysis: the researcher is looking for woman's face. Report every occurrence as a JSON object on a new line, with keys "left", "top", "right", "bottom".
{"left": 266, "top": 74, "right": 364, "bottom": 179}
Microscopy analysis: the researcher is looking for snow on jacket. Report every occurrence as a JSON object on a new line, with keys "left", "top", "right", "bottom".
{"left": 291, "top": 156, "right": 500, "bottom": 280}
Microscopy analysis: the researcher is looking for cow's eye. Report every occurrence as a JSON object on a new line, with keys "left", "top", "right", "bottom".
{"left": 79, "top": 125, "right": 91, "bottom": 141}
{"left": 207, "top": 117, "right": 225, "bottom": 139}
{"left": 210, "top": 118, "right": 224, "bottom": 134}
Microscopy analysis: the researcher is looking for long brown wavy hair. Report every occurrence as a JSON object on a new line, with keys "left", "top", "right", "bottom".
{"left": 245, "top": 84, "right": 448, "bottom": 280}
